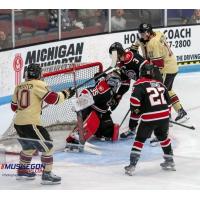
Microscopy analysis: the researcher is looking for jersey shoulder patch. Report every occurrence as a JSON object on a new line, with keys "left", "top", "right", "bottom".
{"left": 124, "top": 51, "right": 134, "bottom": 64}
{"left": 96, "top": 80, "right": 110, "bottom": 94}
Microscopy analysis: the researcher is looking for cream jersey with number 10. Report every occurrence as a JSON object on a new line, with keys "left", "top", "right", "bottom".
{"left": 131, "top": 31, "right": 178, "bottom": 74}
{"left": 11, "top": 79, "right": 66, "bottom": 126}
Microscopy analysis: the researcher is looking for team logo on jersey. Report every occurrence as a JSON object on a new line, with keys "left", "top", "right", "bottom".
{"left": 98, "top": 85, "right": 104, "bottom": 92}
{"left": 126, "top": 70, "right": 136, "bottom": 79}
{"left": 13, "top": 54, "right": 24, "bottom": 85}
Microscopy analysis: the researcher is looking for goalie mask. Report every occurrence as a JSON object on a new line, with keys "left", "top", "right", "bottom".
{"left": 24, "top": 63, "right": 42, "bottom": 80}
{"left": 106, "top": 71, "right": 121, "bottom": 93}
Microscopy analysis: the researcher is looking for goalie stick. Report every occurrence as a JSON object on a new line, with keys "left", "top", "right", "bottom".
{"left": 73, "top": 65, "right": 86, "bottom": 145}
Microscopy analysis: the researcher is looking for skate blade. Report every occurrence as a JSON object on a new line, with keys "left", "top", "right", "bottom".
{"left": 125, "top": 170, "right": 134, "bottom": 176}
{"left": 176, "top": 116, "right": 190, "bottom": 124}
{"left": 16, "top": 176, "right": 36, "bottom": 181}
{"left": 41, "top": 180, "right": 61, "bottom": 185}
{"left": 124, "top": 166, "right": 135, "bottom": 176}
{"left": 161, "top": 166, "right": 176, "bottom": 171}
{"left": 64, "top": 148, "right": 82, "bottom": 153}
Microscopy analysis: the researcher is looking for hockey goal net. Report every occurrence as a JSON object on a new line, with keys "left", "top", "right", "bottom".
{"left": 0, "top": 62, "right": 103, "bottom": 154}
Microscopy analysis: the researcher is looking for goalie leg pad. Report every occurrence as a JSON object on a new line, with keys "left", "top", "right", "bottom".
{"left": 83, "top": 111, "right": 100, "bottom": 140}
{"left": 112, "top": 123, "right": 119, "bottom": 141}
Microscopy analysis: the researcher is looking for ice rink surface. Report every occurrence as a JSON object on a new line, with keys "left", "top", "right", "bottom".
{"left": 0, "top": 72, "right": 200, "bottom": 190}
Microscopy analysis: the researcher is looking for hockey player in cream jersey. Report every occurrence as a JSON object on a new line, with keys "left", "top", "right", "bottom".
{"left": 11, "top": 63, "right": 75, "bottom": 184}
{"left": 131, "top": 23, "right": 189, "bottom": 123}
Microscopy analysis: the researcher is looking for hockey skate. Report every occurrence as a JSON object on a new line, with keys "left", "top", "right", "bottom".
{"left": 160, "top": 156, "right": 176, "bottom": 171}
{"left": 124, "top": 164, "right": 135, "bottom": 176}
{"left": 41, "top": 171, "right": 61, "bottom": 185}
{"left": 124, "top": 152, "right": 140, "bottom": 176}
{"left": 16, "top": 169, "right": 36, "bottom": 181}
{"left": 65, "top": 131, "right": 84, "bottom": 152}
{"left": 175, "top": 108, "right": 189, "bottom": 123}
{"left": 120, "top": 129, "right": 135, "bottom": 139}
{"left": 65, "top": 141, "right": 84, "bottom": 152}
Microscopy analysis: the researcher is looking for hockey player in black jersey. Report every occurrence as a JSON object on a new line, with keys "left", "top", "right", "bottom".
{"left": 124, "top": 64, "right": 175, "bottom": 176}
{"left": 109, "top": 42, "right": 163, "bottom": 139}
{"left": 65, "top": 71, "right": 121, "bottom": 149}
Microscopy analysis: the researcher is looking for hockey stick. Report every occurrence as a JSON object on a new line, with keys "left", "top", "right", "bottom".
{"left": 73, "top": 51, "right": 118, "bottom": 90}
{"left": 169, "top": 120, "right": 195, "bottom": 130}
{"left": 73, "top": 65, "right": 86, "bottom": 145}
{"left": 120, "top": 109, "right": 131, "bottom": 127}
{"left": 0, "top": 136, "right": 53, "bottom": 144}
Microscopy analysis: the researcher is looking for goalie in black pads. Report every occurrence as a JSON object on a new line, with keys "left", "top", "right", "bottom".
{"left": 65, "top": 71, "right": 121, "bottom": 150}
{"left": 124, "top": 64, "right": 175, "bottom": 176}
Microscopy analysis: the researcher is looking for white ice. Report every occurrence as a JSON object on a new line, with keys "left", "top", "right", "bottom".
{"left": 0, "top": 72, "right": 200, "bottom": 189}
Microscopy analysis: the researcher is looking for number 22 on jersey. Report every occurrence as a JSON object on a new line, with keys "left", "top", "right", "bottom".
{"left": 146, "top": 87, "right": 167, "bottom": 106}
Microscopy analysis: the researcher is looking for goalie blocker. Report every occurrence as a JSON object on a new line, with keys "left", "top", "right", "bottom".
{"left": 66, "top": 71, "right": 121, "bottom": 146}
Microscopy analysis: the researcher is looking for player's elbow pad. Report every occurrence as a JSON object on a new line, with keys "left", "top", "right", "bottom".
{"left": 43, "top": 92, "right": 59, "bottom": 104}
{"left": 152, "top": 59, "right": 164, "bottom": 69}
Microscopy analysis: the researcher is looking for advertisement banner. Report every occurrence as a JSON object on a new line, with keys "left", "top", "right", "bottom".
{"left": 0, "top": 25, "right": 200, "bottom": 103}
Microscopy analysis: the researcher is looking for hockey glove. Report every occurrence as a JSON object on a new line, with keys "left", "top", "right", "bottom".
{"left": 107, "top": 98, "right": 118, "bottom": 111}
{"left": 110, "top": 100, "right": 119, "bottom": 111}
{"left": 68, "top": 87, "right": 76, "bottom": 98}
{"left": 62, "top": 88, "right": 75, "bottom": 99}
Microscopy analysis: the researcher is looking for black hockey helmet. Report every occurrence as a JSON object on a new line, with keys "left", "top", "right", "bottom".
{"left": 139, "top": 64, "right": 155, "bottom": 78}
{"left": 24, "top": 63, "right": 42, "bottom": 80}
{"left": 138, "top": 23, "right": 153, "bottom": 34}
{"left": 106, "top": 71, "right": 121, "bottom": 92}
{"left": 109, "top": 42, "right": 125, "bottom": 57}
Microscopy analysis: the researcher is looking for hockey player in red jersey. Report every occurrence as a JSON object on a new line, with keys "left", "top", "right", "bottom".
{"left": 108, "top": 42, "right": 163, "bottom": 139}
{"left": 124, "top": 64, "right": 175, "bottom": 176}
{"left": 65, "top": 71, "right": 121, "bottom": 149}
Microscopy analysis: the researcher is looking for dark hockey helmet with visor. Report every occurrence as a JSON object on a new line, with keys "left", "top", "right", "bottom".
{"left": 138, "top": 23, "right": 153, "bottom": 34}
{"left": 109, "top": 42, "right": 125, "bottom": 57}
{"left": 139, "top": 64, "right": 155, "bottom": 79}
{"left": 24, "top": 63, "right": 42, "bottom": 80}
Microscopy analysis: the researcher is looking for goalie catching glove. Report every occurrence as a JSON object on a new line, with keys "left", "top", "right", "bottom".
{"left": 62, "top": 87, "right": 76, "bottom": 99}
